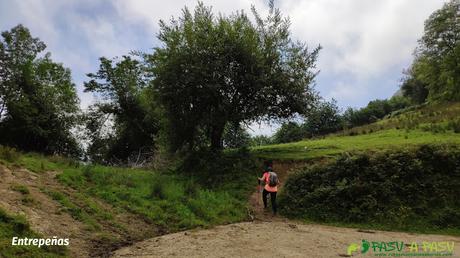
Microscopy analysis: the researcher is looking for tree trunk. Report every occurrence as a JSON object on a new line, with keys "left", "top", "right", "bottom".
{"left": 210, "top": 122, "right": 225, "bottom": 151}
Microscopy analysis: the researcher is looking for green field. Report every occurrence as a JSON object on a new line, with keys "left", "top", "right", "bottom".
{"left": 252, "top": 129, "right": 460, "bottom": 160}
{"left": 252, "top": 102, "right": 460, "bottom": 160}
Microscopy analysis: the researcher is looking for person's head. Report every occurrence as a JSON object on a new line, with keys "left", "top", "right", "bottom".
{"left": 267, "top": 166, "right": 272, "bottom": 172}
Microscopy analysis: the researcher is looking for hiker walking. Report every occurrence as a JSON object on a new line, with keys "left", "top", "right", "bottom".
{"left": 258, "top": 166, "right": 280, "bottom": 215}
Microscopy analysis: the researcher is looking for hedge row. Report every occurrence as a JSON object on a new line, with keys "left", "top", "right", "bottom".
{"left": 279, "top": 145, "right": 460, "bottom": 230}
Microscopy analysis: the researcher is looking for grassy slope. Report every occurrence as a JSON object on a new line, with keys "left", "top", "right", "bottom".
{"left": 252, "top": 102, "right": 460, "bottom": 160}
{"left": 5, "top": 152, "right": 254, "bottom": 230}
{"left": 253, "top": 129, "right": 460, "bottom": 160}
{"left": 0, "top": 208, "right": 67, "bottom": 257}
{"left": 0, "top": 149, "right": 256, "bottom": 257}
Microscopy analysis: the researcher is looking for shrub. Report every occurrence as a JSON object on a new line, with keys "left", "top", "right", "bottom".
{"left": 0, "top": 145, "right": 20, "bottom": 163}
{"left": 150, "top": 177, "right": 167, "bottom": 200}
{"left": 448, "top": 118, "right": 460, "bottom": 133}
{"left": 279, "top": 145, "right": 460, "bottom": 231}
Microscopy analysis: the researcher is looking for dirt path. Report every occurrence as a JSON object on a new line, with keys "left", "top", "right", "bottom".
{"left": 113, "top": 162, "right": 460, "bottom": 258}
{"left": 113, "top": 221, "right": 460, "bottom": 258}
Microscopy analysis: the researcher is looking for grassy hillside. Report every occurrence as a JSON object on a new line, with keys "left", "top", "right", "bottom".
{"left": 252, "top": 102, "right": 460, "bottom": 160}
{"left": 253, "top": 129, "right": 460, "bottom": 160}
{"left": 0, "top": 208, "right": 67, "bottom": 257}
{"left": 0, "top": 148, "right": 256, "bottom": 256}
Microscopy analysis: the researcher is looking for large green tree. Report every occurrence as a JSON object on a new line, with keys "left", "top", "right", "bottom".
{"left": 84, "top": 56, "right": 159, "bottom": 164}
{"left": 0, "top": 25, "right": 80, "bottom": 156}
{"left": 302, "top": 99, "right": 342, "bottom": 137}
{"left": 273, "top": 122, "right": 305, "bottom": 144}
{"left": 148, "top": 1, "right": 320, "bottom": 151}
{"left": 402, "top": 0, "right": 460, "bottom": 102}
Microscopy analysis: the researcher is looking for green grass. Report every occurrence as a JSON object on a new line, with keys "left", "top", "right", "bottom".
{"left": 252, "top": 129, "right": 460, "bottom": 160}
{"left": 0, "top": 208, "right": 67, "bottom": 258}
{"left": 0, "top": 146, "right": 81, "bottom": 174}
{"left": 0, "top": 146, "right": 21, "bottom": 163}
{"left": 10, "top": 184, "right": 30, "bottom": 195}
{"left": 17, "top": 153, "right": 80, "bottom": 173}
{"left": 56, "top": 161, "right": 254, "bottom": 232}
{"left": 344, "top": 102, "right": 460, "bottom": 135}
{"left": 252, "top": 102, "right": 460, "bottom": 160}
{"left": 42, "top": 190, "right": 101, "bottom": 231}
{"left": 0, "top": 146, "right": 256, "bottom": 253}
{"left": 12, "top": 150, "right": 256, "bottom": 233}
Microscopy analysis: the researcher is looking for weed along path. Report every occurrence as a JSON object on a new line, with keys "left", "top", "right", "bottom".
{"left": 112, "top": 162, "right": 460, "bottom": 258}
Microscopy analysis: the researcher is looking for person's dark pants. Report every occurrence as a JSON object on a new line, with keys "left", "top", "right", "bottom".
{"left": 262, "top": 189, "right": 277, "bottom": 214}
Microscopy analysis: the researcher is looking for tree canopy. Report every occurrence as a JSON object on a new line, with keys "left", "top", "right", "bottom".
{"left": 0, "top": 25, "right": 80, "bottom": 156}
{"left": 148, "top": 1, "right": 320, "bottom": 151}
{"left": 402, "top": 0, "right": 460, "bottom": 102}
{"left": 84, "top": 56, "right": 159, "bottom": 164}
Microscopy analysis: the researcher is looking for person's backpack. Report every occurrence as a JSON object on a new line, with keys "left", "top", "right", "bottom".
{"left": 268, "top": 172, "right": 278, "bottom": 187}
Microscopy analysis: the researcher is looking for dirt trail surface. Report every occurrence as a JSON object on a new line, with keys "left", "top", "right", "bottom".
{"left": 113, "top": 221, "right": 460, "bottom": 258}
{"left": 112, "top": 162, "right": 460, "bottom": 258}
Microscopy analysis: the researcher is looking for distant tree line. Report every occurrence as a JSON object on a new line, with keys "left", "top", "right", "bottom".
{"left": 255, "top": 96, "right": 409, "bottom": 145}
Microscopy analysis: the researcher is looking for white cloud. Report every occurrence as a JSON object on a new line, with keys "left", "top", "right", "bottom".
{"left": 248, "top": 121, "right": 280, "bottom": 136}
{"left": 280, "top": 0, "right": 447, "bottom": 78}
{"left": 1, "top": 0, "right": 450, "bottom": 134}
{"left": 326, "top": 81, "right": 367, "bottom": 105}
{"left": 112, "top": 0, "right": 267, "bottom": 32}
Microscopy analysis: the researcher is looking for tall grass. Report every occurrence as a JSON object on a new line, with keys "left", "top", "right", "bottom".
{"left": 0, "top": 146, "right": 20, "bottom": 163}
{"left": 56, "top": 150, "right": 256, "bottom": 232}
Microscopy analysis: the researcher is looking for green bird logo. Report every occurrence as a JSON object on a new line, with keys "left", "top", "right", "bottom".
{"left": 347, "top": 243, "right": 359, "bottom": 256}
{"left": 362, "top": 239, "right": 370, "bottom": 254}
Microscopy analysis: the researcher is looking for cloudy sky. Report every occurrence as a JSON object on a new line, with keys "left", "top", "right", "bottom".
{"left": 0, "top": 0, "right": 447, "bottom": 135}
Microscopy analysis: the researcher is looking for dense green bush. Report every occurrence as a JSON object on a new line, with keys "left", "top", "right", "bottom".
{"left": 280, "top": 145, "right": 460, "bottom": 231}
{"left": 273, "top": 122, "right": 305, "bottom": 144}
